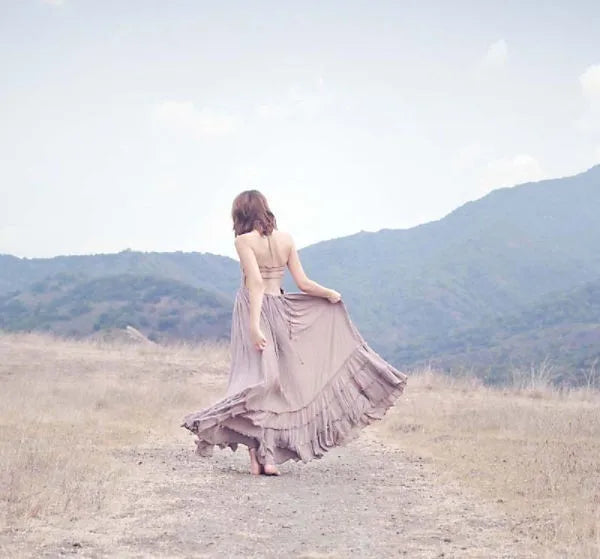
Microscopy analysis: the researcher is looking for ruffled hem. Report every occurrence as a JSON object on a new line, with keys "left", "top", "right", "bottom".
{"left": 180, "top": 343, "right": 408, "bottom": 466}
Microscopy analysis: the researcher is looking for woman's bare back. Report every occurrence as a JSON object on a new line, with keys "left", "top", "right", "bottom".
{"left": 236, "top": 229, "right": 338, "bottom": 300}
{"left": 238, "top": 229, "right": 293, "bottom": 295}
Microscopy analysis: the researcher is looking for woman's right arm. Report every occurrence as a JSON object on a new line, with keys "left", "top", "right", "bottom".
{"left": 286, "top": 234, "right": 341, "bottom": 302}
{"left": 234, "top": 235, "right": 267, "bottom": 351}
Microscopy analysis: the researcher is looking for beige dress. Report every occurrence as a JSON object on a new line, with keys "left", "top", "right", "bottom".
{"left": 181, "top": 235, "right": 408, "bottom": 466}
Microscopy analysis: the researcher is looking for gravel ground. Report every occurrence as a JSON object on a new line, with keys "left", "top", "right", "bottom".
{"left": 3, "top": 432, "right": 547, "bottom": 558}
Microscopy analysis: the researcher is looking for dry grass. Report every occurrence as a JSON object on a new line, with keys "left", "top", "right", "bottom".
{"left": 376, "top": 365, "right": 600, "bottom": 558}
{"left": 0, "top": 331, "right": 229, "bottom": 530}
{"left": 2, "top": 332, "right": 600, "bottom": 557}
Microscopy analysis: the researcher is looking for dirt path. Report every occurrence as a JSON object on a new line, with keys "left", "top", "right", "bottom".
{"left": 5, "top": 432, "right": 544, "bottom": 558}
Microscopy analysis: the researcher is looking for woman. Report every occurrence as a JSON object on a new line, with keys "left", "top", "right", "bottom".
{"left": 181, "top": 190, "right": 408, "bottom": 475}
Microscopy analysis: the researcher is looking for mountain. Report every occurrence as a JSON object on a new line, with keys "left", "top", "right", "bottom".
{"left": 0, "top": 249, "right": 241, "bottom": 299}
{"left": 400, "top": 277, "right": 600, "bottom": 384}
{"left": 0, "top": 273, "right": 232, "bottom": 342}
{"left": 291, "top": 164, "right": 600, "bottom": 359}
{"left": 1, "top": 164, "right": 599, "bottom": 384}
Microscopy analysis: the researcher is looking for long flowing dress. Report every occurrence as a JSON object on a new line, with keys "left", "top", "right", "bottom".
{"left": 181, "top": 236, "right": 408, "bottom": 467}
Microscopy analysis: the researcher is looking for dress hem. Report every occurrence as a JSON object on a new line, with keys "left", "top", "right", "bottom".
{"left": 181, "top": 342, "right": 408, "bottom": 466}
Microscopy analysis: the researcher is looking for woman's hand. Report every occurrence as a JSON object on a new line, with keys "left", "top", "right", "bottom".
{"left": 250, "top": 325, "right": 267, "bottom": 351}
{"left": 326, "top": 289, "right": 342, "bottom": 304}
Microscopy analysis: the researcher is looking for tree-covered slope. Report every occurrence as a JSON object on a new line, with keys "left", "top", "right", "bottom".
{"left": 2, "top": 164, "right": 599, "bottom": 384}
{"left": 398, "top": 277, "right": 600, "bottom": 384}
{"left": 0, "top": 250, "right": 241, "bottom": 299}
{"left": 291, "top": 164, "right": 600, "bottom": 357}
{"left": 0, "top": 273, "right": 232, "bottom": 342}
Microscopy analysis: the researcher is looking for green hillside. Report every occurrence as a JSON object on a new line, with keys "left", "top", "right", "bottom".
{"left": 397, "top": 278, "right": 600, "bottom": 384}
{"left": 0, "top": 273, "right": 232, "bottom": 342}
{"left": 0, "top": 250, "right": 241, "bottom": 299}
{"left": 293, "top": 165, "right": 600, "bottom": 359}
{"left": 2, "top": 164, "right": 600, "bottom": 385}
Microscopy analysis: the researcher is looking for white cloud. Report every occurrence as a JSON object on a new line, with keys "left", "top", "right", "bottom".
{"left": 453, "top": 148, "right": 543, "bottom": 201}
{"left": 0, "top": 225, "right": 22, "bottom": 255}
{"left": 453, "top": 143, "right": 484, "bottom": 171}
{"left": 152, "top": 101, "right": 237, "bottom": 138}
{"left": 153, "top": 177, "right": 181, "bottom": 194}
{"left": 42, "top": 0, "right": 65, "bottom": 5}
{"left": 256, "top": 80, "right": 333, "bottom": 120}
{"left": 482, "top": 154, "right": 543, "bottom": 190}
{"left": 576, "top": 64, "right": 600, "bottom": 132}
{"left": 257, "top": 103, "right": 290, "bottom": 119}
{"left": 580, "top": 65, "right": 600, "bottom": 104}
{"left": 483, "top": 39, "right": 508, "bottom": 68}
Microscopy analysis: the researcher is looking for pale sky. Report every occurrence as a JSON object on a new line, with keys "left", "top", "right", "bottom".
{"left": 1, "top": 0, "right": 600, "bottom": 259}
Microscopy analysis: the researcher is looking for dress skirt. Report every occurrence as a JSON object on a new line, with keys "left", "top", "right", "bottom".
{"left": 181, "top": 285, "right": 408, "bottom": 466}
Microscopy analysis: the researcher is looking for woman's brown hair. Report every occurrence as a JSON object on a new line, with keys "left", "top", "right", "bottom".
{"left": 231, "top": 190, "right": 277, "bottom": 237}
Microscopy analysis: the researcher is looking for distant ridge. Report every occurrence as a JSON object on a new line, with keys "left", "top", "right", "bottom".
{"left": 1, "top": 164, "right": 599, "bottom": 384}
{"left": 0, "top": 249, "right": 241, "bottom": 299}
{"left": 0, "top": 273, "right": 232, "bottom": 343}
{"left": 288, "top": 164, "right": 600, "bottom": 382}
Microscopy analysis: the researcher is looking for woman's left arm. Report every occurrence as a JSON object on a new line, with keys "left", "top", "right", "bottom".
{"left": 234, "top": 236, "right": 267, "bottom": 351}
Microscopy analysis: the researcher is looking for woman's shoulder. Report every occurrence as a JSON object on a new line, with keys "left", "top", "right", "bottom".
{"left": 233, "top": 231, "right": 254, "bottom": 247}
{"left": 235, "top": 229, "right": 293, "bottom": 246}
{"left": 273, "top": 229, "right": 295, "bottom": 248}
{"left": 274, "top": 229, "right": 292, "bottom": 240}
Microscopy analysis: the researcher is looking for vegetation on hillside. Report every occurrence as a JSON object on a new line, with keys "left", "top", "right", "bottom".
{"left": 1, "top": 165, "right": 600, "bottom": 384}
{"left": 0, "top": 273, "right": 232, "bottom": 342}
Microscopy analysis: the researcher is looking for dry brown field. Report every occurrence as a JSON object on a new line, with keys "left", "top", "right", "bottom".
{"left": 1, "top": 332, "right": 598, "bottom": 557}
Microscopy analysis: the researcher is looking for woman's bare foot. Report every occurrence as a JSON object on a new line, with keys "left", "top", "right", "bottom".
{"left": 248, "top": 448, "right": 262, "bottom": 475}
{"left": 262, "top": 463, "right": 280, "bottom": 476}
